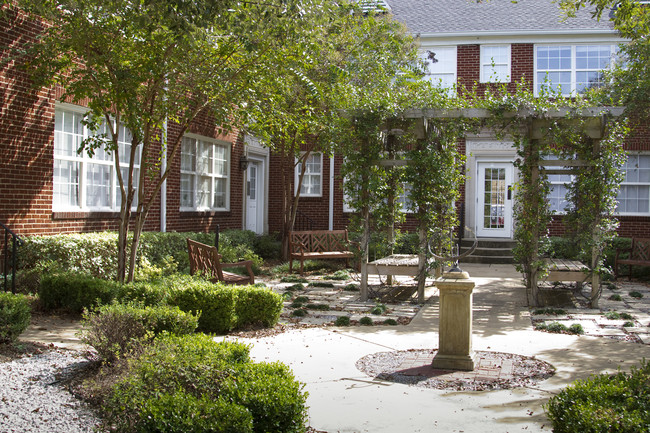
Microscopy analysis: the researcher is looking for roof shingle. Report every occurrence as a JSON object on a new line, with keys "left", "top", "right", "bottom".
{"left": 387, "top": 0, "right": 614, "bottom": 35}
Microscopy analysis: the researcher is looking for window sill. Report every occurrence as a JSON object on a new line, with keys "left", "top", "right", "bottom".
{"left": 52, "top": 211, "right": 121, "bottom": 220}
{"left": 180, "top": 210, "right": 230, "bottom": 217}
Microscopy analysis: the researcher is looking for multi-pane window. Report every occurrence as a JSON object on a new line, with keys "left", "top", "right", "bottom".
{"left": 548, "top": 173, "right": 573, "bottom": 214}
{"left": 617, "top": 154, "right": 650, "bottom": 215}
{"left": 343, "top": 181, "right": 412, "bottom": 213}
{"left": 53, "top": 107, "right": 139, "bottom": 211}
{"left": 480, "top": 45, "right": 511, "bottom": 83}
{"left": 422, "top": 46, "right": 457, "bottom": 92}
{"left": 180, "top": 136, "right": 230, "bottom": 210}
{"left": 295, "top": 153, "right": 322, "bottom": 197}
{"left": 535, "top": 44, "right": 616, "bottom": 95}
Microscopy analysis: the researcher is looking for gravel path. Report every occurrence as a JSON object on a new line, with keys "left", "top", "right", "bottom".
{"left": 0, "top": 349, "right": 101, "bottom": 433}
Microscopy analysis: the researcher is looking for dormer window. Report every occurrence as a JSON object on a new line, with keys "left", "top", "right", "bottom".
{"left": 480, "top": 45, "right": 511, "bottom": 83}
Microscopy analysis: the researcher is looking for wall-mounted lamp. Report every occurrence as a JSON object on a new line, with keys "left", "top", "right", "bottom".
{"left": 239, "top": 155, "right": 250, "bottom": 171}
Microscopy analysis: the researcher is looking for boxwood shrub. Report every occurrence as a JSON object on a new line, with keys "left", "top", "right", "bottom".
{"left": 546, "top": 360, "right": 650, "bottom": 433}
{"left": 81, "top": 302, "right": 199, "bottom": 362}
{"left": 169, "top": 280, "right": 236, "bottom": 334}
{"left": 39, "top": 272, "right": 120, "bottom": 313}
{"left": 0, "top": 292, "right": 31, "bottom": 344}
{"left": 235, "top": 286, "right": 283, "bottom": 329}
{"left": 220, "top": 361, "right": 308, "bottom": 433}
{"left": 105, "top": 333, "right": 307, "bottom": 433}
{"left": 139, "top": 391, "right": 254, "bottom": 433}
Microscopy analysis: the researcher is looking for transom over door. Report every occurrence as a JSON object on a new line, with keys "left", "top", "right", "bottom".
{"left": 476, "top": 161, "right": 514, "bottom": 238}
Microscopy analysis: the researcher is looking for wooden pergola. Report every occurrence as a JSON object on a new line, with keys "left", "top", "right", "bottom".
{"left": 358, "top": 106, "right": 625, "bottom": 307}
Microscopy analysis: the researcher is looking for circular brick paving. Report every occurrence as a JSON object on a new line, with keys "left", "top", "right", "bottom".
{"left": 356, "top": 349, "right": 555, "bottom": 391}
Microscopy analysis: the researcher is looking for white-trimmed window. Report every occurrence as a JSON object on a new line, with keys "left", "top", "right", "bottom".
{"left": 295, "top": 153, "right": 322, "bottom": 197}
{"left": 535, "top": 44, "right": 617, "bottom": 96}
{"left": 343, "top": 181, "right": 412, "bottom": 213}
{"left": 548, "top": 173, "right": 573, "bottom": 214}
{"left": 480, "top": 45, "right": 511, "bottom": 83}
{"left": 180, "top": 135, "right": 230, "bottom": 211}
{"left": 422, "top": 46, "right": 457, "bottom": 92}
{"left": 53, "top": 107, "right": 139, "bottom": 211}
{"left": 617, "top": 154, "right": 650, "bottom": 215}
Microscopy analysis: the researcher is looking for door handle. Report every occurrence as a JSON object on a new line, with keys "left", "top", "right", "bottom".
{"left": 507, "top": 185, "right": 512, "bottom": 200}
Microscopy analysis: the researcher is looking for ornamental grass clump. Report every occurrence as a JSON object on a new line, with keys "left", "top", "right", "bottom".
{"left": 81, "top": 302, "right": 198, "bottom": 363}
{"left": 546, "top": 360, "right": 650, "bottom": 433}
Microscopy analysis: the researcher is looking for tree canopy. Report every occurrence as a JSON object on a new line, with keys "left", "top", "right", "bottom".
{"left": 559, "top": 0, "right": 650, "bottom": 119}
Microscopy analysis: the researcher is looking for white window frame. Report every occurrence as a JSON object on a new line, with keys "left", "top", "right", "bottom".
{"left": 180, "top": 134, "right": 231, "bottom": 212}
{"left": 617, "top": 153, "right": 650, "bottom": 216}
{"left": 295, "top": 152, "right": 323, "bottom": 198}
{"left": 343, "top": 180, "right": 413, "bottom": 214}
{"left": 422, "top": 46, "right": 457, "bottom": 94}
{"left": 53, "top": 105, "right": 140, "bottom": 212}
{"left": 480, "top": 44, "right": 511, "bottom": 83}
{"left": 534, "top": 44, "right": 617, "bottom": 96}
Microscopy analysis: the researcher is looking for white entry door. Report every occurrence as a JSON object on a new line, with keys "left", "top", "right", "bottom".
{"left": 245, "top": 161, "right": 264, "bottom": 234}
{"left": 476, "top": 161, "right": 514, "bottom": 238}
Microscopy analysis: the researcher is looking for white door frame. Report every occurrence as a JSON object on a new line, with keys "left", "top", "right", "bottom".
{"left": 475, "top": 160, "right": 514, "bottom": 238}
{"left": 242, "top": 135, "right": 269, "bottom": 234}
{"left": 245, "top": 155, "right": 265, "bottom": 234}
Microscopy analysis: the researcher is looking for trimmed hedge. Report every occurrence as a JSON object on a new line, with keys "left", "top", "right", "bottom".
{"left": 81, "top": 303, "right": 199, "bottom": 362}
{"left": 168, "top": 279, "right": 237, "bottom": 334}
{"left": 235, "top": 286, "right": 283, "bottom": 329}
{"left": 19, "top": 231, "right": 265, "bottom": 285}
{"left": 139, "top": 391, "right": 254, "bottom": 433}
{"left": 105, "top": 334, "right": 306, "bottom": 433}
{"left": 220, "top": 362, "right": 308, "bottom": 433}
{"left": 0, "top": 293, "right": 31, "bottom": 344}
{"left": 546, "top": 361, "right": 650, "bottom": 433}
{"left": 39, "top": 272, "right": 120, "bottom": 313}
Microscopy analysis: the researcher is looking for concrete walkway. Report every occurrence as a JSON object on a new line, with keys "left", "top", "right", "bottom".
{"left": 228, "top": 264, "right": 650, "bottom": 433}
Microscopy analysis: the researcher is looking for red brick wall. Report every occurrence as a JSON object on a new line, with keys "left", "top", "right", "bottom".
{"left": 0, "top": 6, "right": 242, "bottom": 238}
{"left": 457, "top": 44, "right": 534, "bottom": 94}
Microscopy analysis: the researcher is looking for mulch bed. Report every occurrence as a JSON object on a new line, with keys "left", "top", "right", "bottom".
{"left": 356, "top": 349, "right": 555, "bottom": 391}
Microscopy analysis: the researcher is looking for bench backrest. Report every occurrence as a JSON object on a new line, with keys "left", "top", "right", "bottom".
{"left": 187, "top": 238, "right": 224, "bottom": 281}
{"left": 290, "top": 230, "right": 349, "bottom": 253}
{"left": 631, "top": 238, "right": 650, "bottom": 262}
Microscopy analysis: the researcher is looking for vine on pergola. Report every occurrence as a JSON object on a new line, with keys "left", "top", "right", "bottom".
{"left": 482, "top": 86, "right": 627, "bottom": 307}
{"left": 338, "top": 86, "right": 475, "bottom": 302}
{"left": 339, "top": 80, "right": 625, "bottom": 307}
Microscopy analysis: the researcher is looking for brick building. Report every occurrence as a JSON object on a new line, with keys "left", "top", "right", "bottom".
{"left": 1, "top": 0, "right": 648, "bottom": 245}
{"left": 282, "top": 0, "right": 650, "bottom": 242}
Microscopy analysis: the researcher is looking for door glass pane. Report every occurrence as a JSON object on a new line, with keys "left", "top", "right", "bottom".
{"left": 483, "top": 167, "right": 506, "bottom": 229}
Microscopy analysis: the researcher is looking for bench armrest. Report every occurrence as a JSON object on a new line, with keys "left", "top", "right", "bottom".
{"left": 291, "top": 241, "right": 307, "bottom": 254}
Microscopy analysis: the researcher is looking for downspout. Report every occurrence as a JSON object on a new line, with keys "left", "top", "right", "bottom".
{"left": 160, "top": 118, "right": 168, "bottom": 232}
{"left": 329, "top": 152, "right": 334, "bottom": 230}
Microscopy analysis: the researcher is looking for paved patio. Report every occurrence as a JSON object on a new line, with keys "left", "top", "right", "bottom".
{"left": 229, "top": 264, "right": 650, "bottom": 433}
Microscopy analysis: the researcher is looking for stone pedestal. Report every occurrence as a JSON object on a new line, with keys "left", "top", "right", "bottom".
{"left": 432, "top": 271, "right": 476, "bottom": 371}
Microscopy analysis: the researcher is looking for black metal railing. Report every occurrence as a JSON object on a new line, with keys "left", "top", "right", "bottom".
{"left": 294, "top": 210, "right": 316, "bottom": 231}
{"left": 1, "top": 222, "right": 23, "bottom": 294}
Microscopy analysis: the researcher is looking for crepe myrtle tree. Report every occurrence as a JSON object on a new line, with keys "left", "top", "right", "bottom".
{"left": 247, "top": 3, "right": 422, "bottom": 259}
{"left": 14, "top": 0, "right": 336, "bottom": 282}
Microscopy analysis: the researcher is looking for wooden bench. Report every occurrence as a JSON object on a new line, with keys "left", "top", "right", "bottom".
{"left": 615, "top": 238, "right": 650, "bottom": 280}
{"left": 187, "top": 239, "right": 255, "bottom": 285}
{"left": 289, "top": 230, "right": 355, "bottom": 275}
{"left": 543, "top": 258, "right": 589, "bottom": 286}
